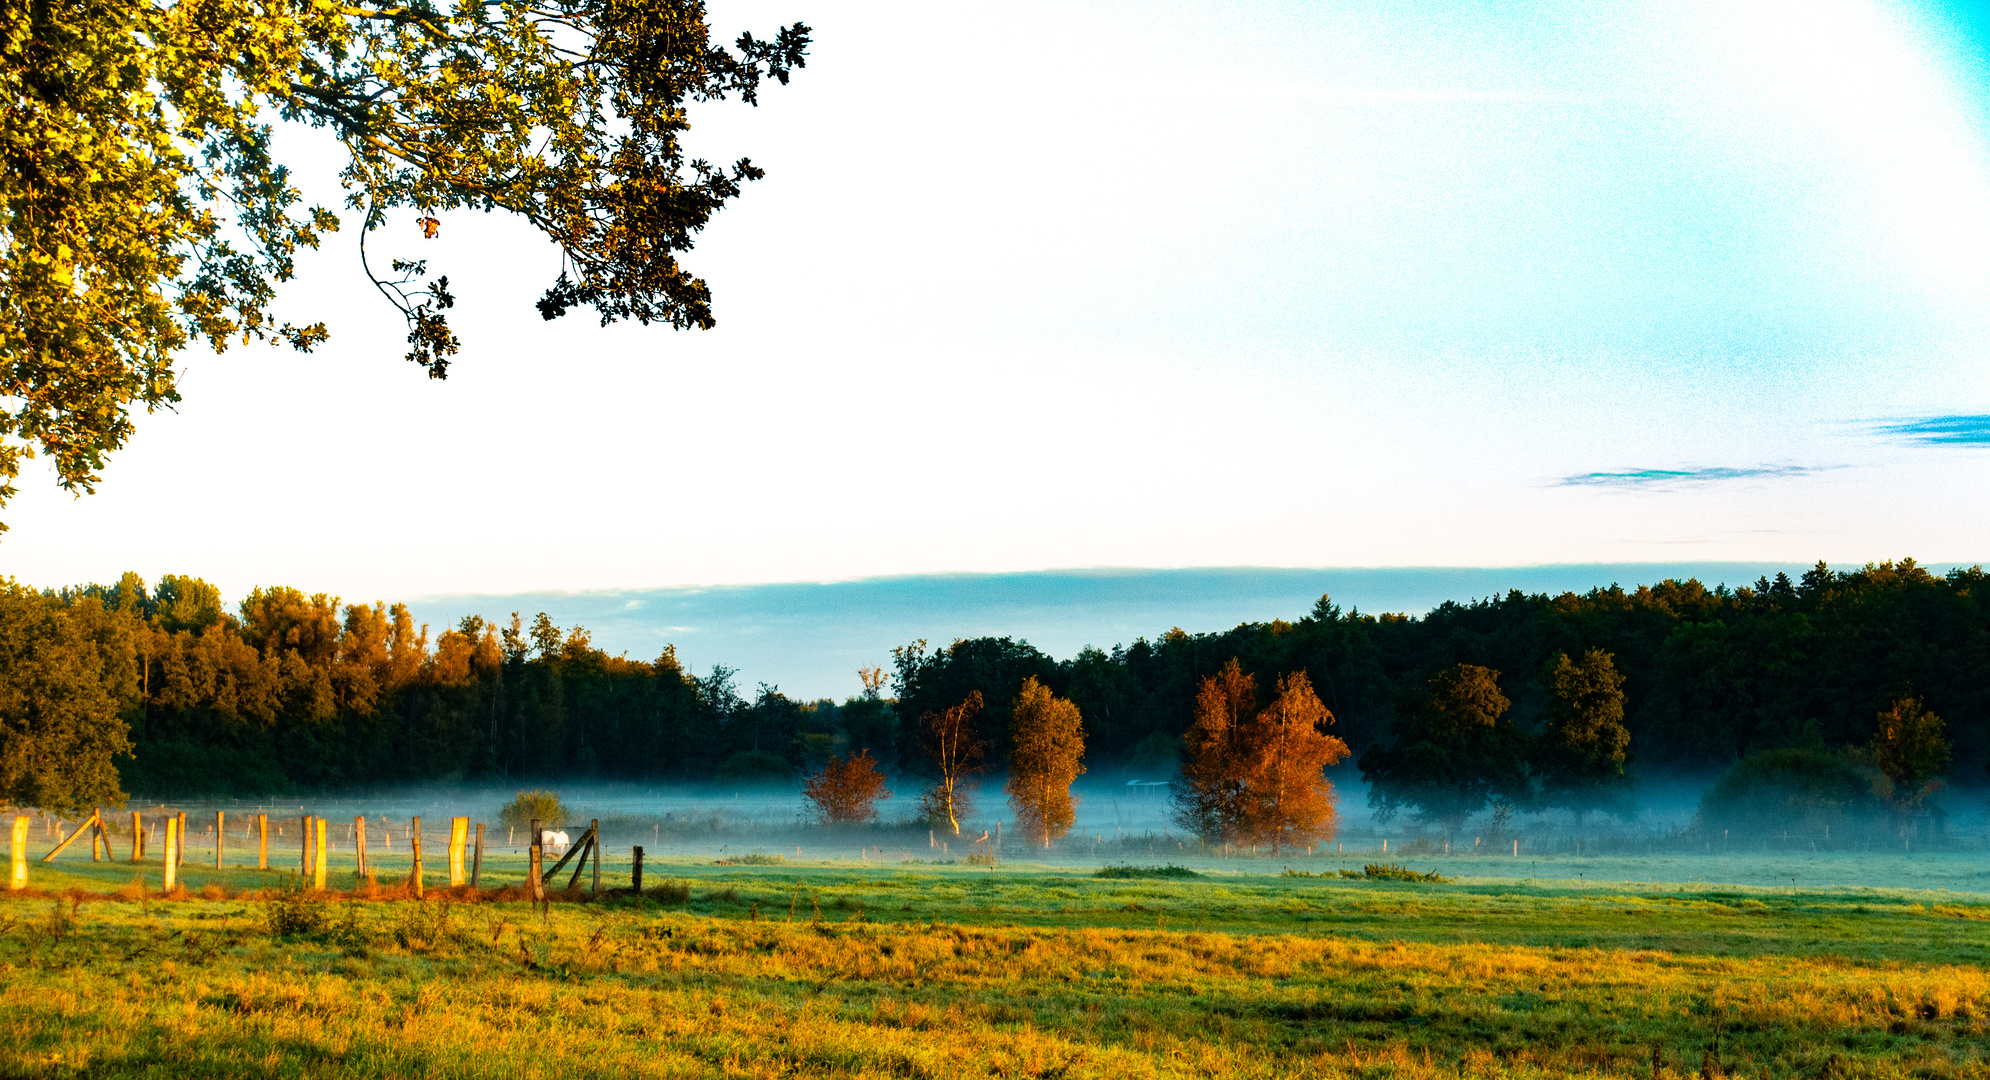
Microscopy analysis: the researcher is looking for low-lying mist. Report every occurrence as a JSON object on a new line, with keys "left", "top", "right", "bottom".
{"left": 69, "top": 772, "right": 1988, "bottom": 895}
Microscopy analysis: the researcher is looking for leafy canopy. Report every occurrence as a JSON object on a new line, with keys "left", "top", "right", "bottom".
{"left": 498, "top": 789, "right": 571, "bottom": 830}
{"left": 1005, "top": 676, "right": 1084, "bottom": 848}
{"left": 802, "top": 749, "right": 891, "bottom": 825}
{"left": 0, "top": 579, "right": 137, "bottom": 812}
{"left": 1867, "top": 696, "right": 1951, "bottom": 813}
{"left": 1172, "top": 659, "right": 1347, "bottom": 851}
{"left": 1359, "top": 663, "right": 1527, "bottom": 838}
{"left": 1534, "top": 648, "right": 1631, "bottom": 817}
{"left": 1, "top": 0, "right": 809, "bottom": 528}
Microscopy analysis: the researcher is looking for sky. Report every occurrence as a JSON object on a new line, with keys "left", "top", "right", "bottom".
{"left": 3, "top": 0, "right": 1989, "bottom": 692}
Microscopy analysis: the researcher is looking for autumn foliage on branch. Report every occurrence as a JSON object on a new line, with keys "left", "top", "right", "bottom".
{"left": 802, "top": 749, "right": 891, "bottom": 825}
{"left": 1174, "top": 659, "right": 1348, "bottom": 853}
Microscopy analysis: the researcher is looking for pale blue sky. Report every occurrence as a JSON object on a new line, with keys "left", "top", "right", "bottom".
{"left": 3, "top": 1, "right": 1987, "bottom": 644}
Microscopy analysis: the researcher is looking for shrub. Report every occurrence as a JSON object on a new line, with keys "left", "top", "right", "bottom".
{"left": 802, "top": 749, "right": 891, "bottom": 823}
{"left": 1348, "top": 862, "right": 1448, "bottom": 882}
{"left": 714, "top": 853, "right": 785, "bottom": 865}
{"left": 498, "top": 790, "right": 571, "bottom": 831}
{"left": 1093, "top": 863, "right": 1200, "bottom": 879}
{"left": 262, "top": 886, "right": 328, "bottom": 939}
{"left": 1695, "top": 749, "right": 1881, "bottom": 834}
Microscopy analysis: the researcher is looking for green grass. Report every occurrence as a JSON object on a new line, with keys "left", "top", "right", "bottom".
{"left": 1093, "top": 863, "right": 1200, "bottom": 879}
{"left": 5, "top": 844, "right": 1990, "bottom": 1077}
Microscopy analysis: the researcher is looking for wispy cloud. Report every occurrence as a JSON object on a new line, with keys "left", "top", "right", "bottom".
{"left": 1556, "top": 465, "right": 1822, "bottom": 488}
{"left": 1870, "top": 414, "right": 1990, "bottom": 446}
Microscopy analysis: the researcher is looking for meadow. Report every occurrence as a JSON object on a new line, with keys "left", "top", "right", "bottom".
{"left": 5, "top": 841, "right": 1990, "bottom": 1079}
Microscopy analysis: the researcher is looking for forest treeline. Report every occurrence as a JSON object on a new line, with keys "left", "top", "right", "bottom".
{"left": 0, "top": 560, "right": 1985, "bottom": 810}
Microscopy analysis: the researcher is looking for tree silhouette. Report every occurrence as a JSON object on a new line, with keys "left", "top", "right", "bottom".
{"left": 1868, "top": 696, "right": 1950, "bottom": 820}
{"left": 1534, "top": 648, "right": 1631, "bottom": 821}
{"left": 1360, "top": 664, "right": 1526, "bottom": 839}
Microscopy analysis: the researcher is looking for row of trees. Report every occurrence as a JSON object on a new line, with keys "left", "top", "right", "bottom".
{"left": 1359, "top": 650, "right": 1631, "bottom": 837}
{"left": 800, "top": 676, "right": 1089, "bottom": 847}
{"left": 1, "top": 560, "right": 1983, "bottom": 829}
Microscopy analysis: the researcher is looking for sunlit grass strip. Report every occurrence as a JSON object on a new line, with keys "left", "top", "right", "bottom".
{"left": 2, "top": 898, "right": 1989, "bottom": 1078}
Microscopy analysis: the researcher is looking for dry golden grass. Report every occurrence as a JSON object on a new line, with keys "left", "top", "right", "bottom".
{"left": 8, "top": 848, "right": 1990, "bottom": 1077}
{"left": 1, "top": 882, "right": 1987, "bottom": 1079}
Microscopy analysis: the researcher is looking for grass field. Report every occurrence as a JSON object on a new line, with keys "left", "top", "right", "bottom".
{"left": 5, "top": 843, "right": 1990, "bottom": 1079}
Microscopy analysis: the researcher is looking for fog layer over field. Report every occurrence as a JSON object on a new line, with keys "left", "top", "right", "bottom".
{"left": 97, "top": 774, "right": 1990, "bottom": 896}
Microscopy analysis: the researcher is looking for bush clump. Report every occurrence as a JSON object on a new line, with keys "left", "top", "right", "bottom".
{"left": 499, "top": 790, "right": 572, "bottom": 831}
{"left": 1093, "top": 863, "right": 1200, "bottom": 879}
{"left": 1695, "top": 749, "right": 1881, "bottom": 835}
{"left": 714, "top": 853, "right": 786, "bottom": 865}
{"left": 262, "top": 888, "right": 364, "bottom": 945}
{"left": 1348, "top": 862, "right": 1448, "bottom": 882}
{"left": 262, "top": 886, "right": 328, "bottom": 938}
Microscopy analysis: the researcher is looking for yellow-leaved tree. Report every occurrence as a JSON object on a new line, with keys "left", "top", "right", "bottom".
{"left": 1005, "top": 676, "right": 1085, "bottom": 848}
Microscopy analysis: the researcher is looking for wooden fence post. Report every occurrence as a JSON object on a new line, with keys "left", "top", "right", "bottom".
{"left": 177, "top": 811, "right": 186, "bottom": 866}
{"left": 8, "top": 816, "right": 26, "bottom": 891}
{"left": 92, "top": 807, "right": 104, "bottom": 862}
{"left": 529, "top": 843, "right": 543, "bottom": 902}
{"left": 257, "top": 814, "right": 268, "bottom": 870}
{"left": 300, "top": 814, "right": 311, "bottom": 879}
{"left": 131, "top": 811, "right": 142, "bottom": 862}
{"left": 355, "top": 816, "right": 368, "bottom": 879}
{"left": 409, "top": 816, "right": 423, "bottom": 899}
{"left": 449, "top": 817, "right": 468, "bottom": 888}
{"left": 471, "top": 823, "right": 485, "bottom": 889}
{"left": 215, "top": 810, "right": 225, "bottom": 870}
{"left": 591, "top": 819, "right": 601, "bottom": 894}
{"left": 563, "top": 826, "right": 596, "bottom": 893}
{"left": 632, "top": 845, "right": 644, "bottom": 894}
{"left": 162, "top": 817, "right": 179, "bottom": 893}
{"left": 41, "top": 810, "right": 102, "bottom": 862}
{"left": 314, "top": 818, "right": 328, "bottom": 891}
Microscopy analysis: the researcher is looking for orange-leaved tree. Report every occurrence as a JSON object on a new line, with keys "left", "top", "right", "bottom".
{"left": 1234, "top": 671, "right": 1348, "bottom": 853}
{"left": 1175, "top": 659, "right": 1348, "bottom": 852}
{"left": 1005, "top": 676, "right": 1085, "bottom": 848}
{"left": 1173, "top": 658, "right": 1256, "bottom": 843}
{"left": 919, "top": 690, "right": 983, "bottom": 835}
{"left": 802, "top": 749, "right": 892, "bottom": 824}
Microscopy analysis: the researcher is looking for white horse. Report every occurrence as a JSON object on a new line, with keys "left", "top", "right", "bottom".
{"left": 540, "top": 830, "right": 571, "bottom": 857}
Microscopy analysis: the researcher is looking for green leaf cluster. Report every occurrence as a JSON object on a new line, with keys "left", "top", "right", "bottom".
{"left": 2, "top": 0, "right": 809, "bottom": 527}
